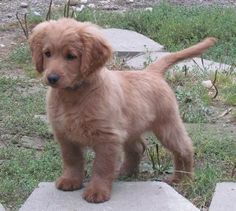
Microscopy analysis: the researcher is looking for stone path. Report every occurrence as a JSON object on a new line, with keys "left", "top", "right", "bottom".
{"left": 209, "top": 182, "right": 236, "bottom": 211}
{"left": 19, "top": 182, "right": 199, "bottom": 211}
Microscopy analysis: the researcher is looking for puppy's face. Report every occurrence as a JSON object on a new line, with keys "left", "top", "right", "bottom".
{"left": 29, "top": 18, "right": 112, "bottom": 89}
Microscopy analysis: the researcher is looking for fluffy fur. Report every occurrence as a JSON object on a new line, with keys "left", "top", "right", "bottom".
{"left": 29, "top": 18, "right": 216, "bottom": 203}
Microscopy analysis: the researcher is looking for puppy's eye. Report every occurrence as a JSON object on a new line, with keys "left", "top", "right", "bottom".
{"left": 66, "top": 53, "right": 77, "bottom": 60}
{"left": 44, "top": 51, "right": 51, "bottom": 58}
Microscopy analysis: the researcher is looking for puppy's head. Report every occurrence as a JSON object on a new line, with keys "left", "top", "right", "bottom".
{"left": 29, "top": 18, "right": 112, "bottom": 89}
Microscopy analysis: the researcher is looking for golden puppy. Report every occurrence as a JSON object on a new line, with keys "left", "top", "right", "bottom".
{"left": 29, "top": 18, "right": 216, "bottom": 203}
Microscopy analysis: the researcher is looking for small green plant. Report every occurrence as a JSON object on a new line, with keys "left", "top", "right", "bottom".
{"left": 146, "top": 143, "right": 172, "bottom": 175}
{"left": 216, "top": 73, "right": 236, "bottom": 106}
{"left": 9, "top": 43, "right": 31, "bottom": 65}
{"left": 145, "top": 134, "right": 172, "bottom": 175}
{"left": 166, "top": 68, "right": 211, "bottom": 123}
{"left": 7, "top": 43, "right": 37, "bottom": 77}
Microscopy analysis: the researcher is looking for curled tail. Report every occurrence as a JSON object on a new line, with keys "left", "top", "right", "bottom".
{"left": 146, "top": 37, "right": 217, "bottom": 75}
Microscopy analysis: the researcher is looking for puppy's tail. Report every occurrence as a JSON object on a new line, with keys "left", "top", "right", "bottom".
{"left": 146, "top": 37, "right": 217, "bottom": 75}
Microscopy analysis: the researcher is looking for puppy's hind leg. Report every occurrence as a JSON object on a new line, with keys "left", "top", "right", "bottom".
{"left": 120, "top": 137, "right": 146, "bottom": 177}
{"left": 153, "top": 118, "right": 194, "bottom": 184}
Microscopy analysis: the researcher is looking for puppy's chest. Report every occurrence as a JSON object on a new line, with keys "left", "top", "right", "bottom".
{"left": 48, "top": 102, "right": 101, "bottom": 144}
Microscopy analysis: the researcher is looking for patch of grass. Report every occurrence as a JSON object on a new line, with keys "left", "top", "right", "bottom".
{"left": 0, "top": 77, "right": 48, "bottom": 138}
{"left": 27, "top": 12, "right": 44, "bottom": 25}
{"left": 233, "top": 110, "right": 236, "bottom": 120}
{"left": 9, "top": 43, "right": 31, "bottom": 65}
{"left": 0, "top": 76, "right": 58, "bottom": 210}
{"left": 8, "top": 43, "right": 38, "bottom": 78}
{"left": 0, "top": 59, "right": 12, "bottom": 70}
{"left": 1, "top": 43, "right": 37, "bottom": 78}
{"left": 216, "top": 73, "right": 236, "bottom": 106}
{"left": 0, "top": 142, "right": 61, "bottom": 210}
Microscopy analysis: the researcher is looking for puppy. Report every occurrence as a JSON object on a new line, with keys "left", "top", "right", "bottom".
{"left": 29, "top": 18, "right": 216, "bottom": 203}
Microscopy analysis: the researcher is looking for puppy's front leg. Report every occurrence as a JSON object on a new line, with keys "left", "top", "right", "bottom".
{"left": 56, "top": 140, "right": 84, "bottom": 191}
{"left": 83, "top": 141, "right": 121, "bottom": 203}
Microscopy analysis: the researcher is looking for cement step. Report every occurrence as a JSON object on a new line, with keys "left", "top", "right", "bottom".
{"left": 0, "top": 204, "right": 5, "bottom": 211}
{"left": 102, "top": 28, "right": 164, "bottom": 57}
{"left": 20, "top": 181, "right": 199, "bottom": 211}
{"left": 209, "top": 182, "right": 236, "bottom": 211}
{"left": 126, "top": 51, "right": 235, "bottom": 72}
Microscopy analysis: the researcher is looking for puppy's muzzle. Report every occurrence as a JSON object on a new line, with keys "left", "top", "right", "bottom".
{"left": 47, "top": 73, "right": 60, "bottom": 85}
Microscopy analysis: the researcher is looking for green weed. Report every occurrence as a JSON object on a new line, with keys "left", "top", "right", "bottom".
{"left": 216, "top": 73, "right": 236, "bottom": 106}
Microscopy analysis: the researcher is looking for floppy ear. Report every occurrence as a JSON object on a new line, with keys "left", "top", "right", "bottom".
{"left": 78, "top": 23, "right": 113, "bottom": 77}
{"left": 28, "top": 22, "right": 49, "bottom": 73}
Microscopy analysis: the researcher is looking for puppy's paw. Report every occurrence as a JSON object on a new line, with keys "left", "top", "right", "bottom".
{"left": 83, "top": 185, "right": 110, "bottom": 203}
{"left": 56, "top": 177, "right": 83, "bottom": 191}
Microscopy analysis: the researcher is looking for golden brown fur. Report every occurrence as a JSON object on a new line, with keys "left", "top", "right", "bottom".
{"left": 29, "top": 18, "right": 216, "bottom": 203}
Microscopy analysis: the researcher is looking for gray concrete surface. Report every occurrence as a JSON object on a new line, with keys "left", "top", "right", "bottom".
{"left": 102, "top": 28, "right": 164, "bottom": 57}
{"left": 126, "top": 51, "right": 235, "bottom": 72}
{"left": 0, "top": 204, "right": 5, "bottom": 211}
{"left": 20, "top": 182, "right": 199, "bottom": 211}
{"left": 209, "top": 182, "right": 236, "bottom": 211}
{"left": 174, "top": 57, "right": 235, "bottom": 72}
{"left": 126, "top": 51, "right": 170, "bottom": 69}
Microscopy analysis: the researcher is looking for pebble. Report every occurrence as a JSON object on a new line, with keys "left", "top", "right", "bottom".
{"left": 202, "top": 80, "right": 213, "bottom": 88}
{"left": 80, "top": 0, "right": 88, "bottom": 3}
{"left": 145, "top": 7, "right": 153, "bottom": 12}
{"left": 33, "top": 11, "right": 41, "bottom": 17}
{"left": 0, "top": 44, "right": 5, "bottom": 48}
{"left": 68, "top": 0, "right": 79, "bottom": 6}
{"left": 75, "top": 4, "right": 85, "bottom": 12}
{"left": 100, "top": 0, "right": 110, "bottom": 4}
{"left": 34, "top": 115, "right": 48, "bottom": 124}
{"left": 88, "top": 3, "right": 95, "bottom": 8}
{"left": 20, "top": 136, "right": 44, "bottom": 150}
{"left": 20, "top": 2, "right": 28, "bottom": 8}
{"left": 7, "top": 14, "right": 12, "bottom": 18}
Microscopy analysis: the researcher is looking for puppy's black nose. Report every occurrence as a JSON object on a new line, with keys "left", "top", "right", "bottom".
{"left": 47, "top": 74, "right": 60, "bottom": 84}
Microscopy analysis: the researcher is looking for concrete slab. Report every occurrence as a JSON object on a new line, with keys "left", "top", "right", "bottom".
{"left": 0, "top": 204, "right": 5, "bottom": 211}
{"left": 175, "top": 57, "right": 235, "bottom": 73}
{"left": 126, "top": 51, "right": 235, "bottom": 73}
{"left": 209, "top": 182, "right": 236, "bottom": 211}
{"left": 20, "top": 182, "right": 199, "bottom": 211}
{"left": 102, "top": 28, "right": 164, "bottom": 57}
{"left": 126, "top": 51, "right": 170, "bottom": 69}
